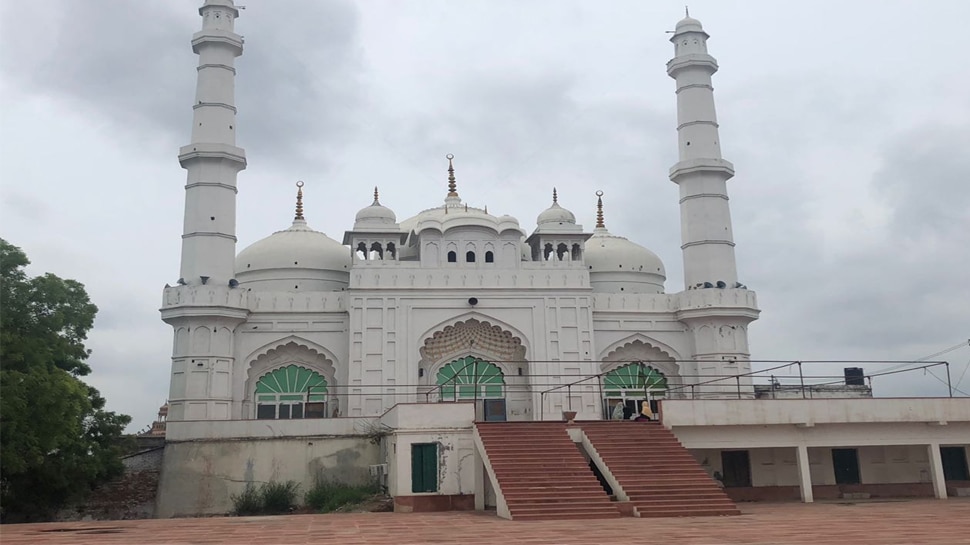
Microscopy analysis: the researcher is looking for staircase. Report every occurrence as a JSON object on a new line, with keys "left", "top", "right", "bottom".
{"left": 475, "top": 422, "right": 620, "bottom": 520}
{"left": 580, "top": 421, "right": 740, "bottom": 517}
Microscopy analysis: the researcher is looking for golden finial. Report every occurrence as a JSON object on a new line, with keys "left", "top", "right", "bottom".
{"left": 595, "top": 190, "right": 605, "bottom": 228}
{"left": 552, "top": 187, "right": 558, "bottom": 204}
{"left": 295, "top": 181, "right": 305, "bottom": 220}
{"left": 446, "top": 154, "right": 458, "bottom": 197}
{"left": 373, "top": 186, "right": 380, "bottom": 204}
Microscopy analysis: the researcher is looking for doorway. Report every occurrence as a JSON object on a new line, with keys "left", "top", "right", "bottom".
{"left": 941, "top": 446, "right": 970, "bottom": 481}
{"left": 720, "top": 450, "right": 752, "bottom": 487}
{"left": 832, "top": 448, "right": 861, "bottom": 484}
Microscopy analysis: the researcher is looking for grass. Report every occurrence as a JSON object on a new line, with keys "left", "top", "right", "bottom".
{"left": 304, "top": 479, "right": 379, "bottom": 513}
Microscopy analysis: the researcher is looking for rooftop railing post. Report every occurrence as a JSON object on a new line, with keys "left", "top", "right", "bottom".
{"left": 736, "top": 375, "right": 742, "bottom": 399}
{"left": 945, "top": 361, "right": 953, "bottom": 397}
{"left": 540, "top": 392, "right": 544, "bottom": 421}
{"left": 567, "top": 384, "right": 572, "bottom": 411}
{"left": 690, "top": 384, "right": 695, "bottom": 399}
{"left": 797, "top": 361, "right": 806, "bottom": 399}
{"left": 770, "top": 374, "right": 776, "bottom": 399}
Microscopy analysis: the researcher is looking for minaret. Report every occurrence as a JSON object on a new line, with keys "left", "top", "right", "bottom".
{"left": 178, "top": 0, "right": 246, "bottom": 285}
{"left": 667, "top": 13, "right": 759, "bottom": 398}
{"left": 667, "top": 13, "right": 738, "bottom": 289}
{"left": 161, "top": 0, "right": 249, "bottom": 422}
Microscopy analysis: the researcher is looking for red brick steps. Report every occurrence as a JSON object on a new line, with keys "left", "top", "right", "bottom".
{"left": 580, "top": 421, "right": 740, "bottom": 518}
{"left": 476, "top": 422, "right": 620, "bottom": 521}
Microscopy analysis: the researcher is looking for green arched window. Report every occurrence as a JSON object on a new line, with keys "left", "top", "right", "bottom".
{"left": 436, "top": 357, "right": 505, "bottom": 400}
{"left": 255, "top": 365, "right": 327, "bottom": 420}
{"left": 603, "top": 363, "right": 667, "bottom": 397}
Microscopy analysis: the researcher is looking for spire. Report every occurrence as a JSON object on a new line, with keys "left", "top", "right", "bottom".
{"left": 294, "top": 181, "right": 305, "bottom": 220}
{"left": 446, "top": 154, "right": 458, "bottom": 198}
{"left": 373, "top": 186, "right": 380, "bottom": 205}
{"left": 595, "top": 190, "right": 605, "bottom": 229}
{"left": 552, "top": 187, "right": 558, "bottom": 204}
{"left": 685, "top": 5, "right": 689, "bottom": 17}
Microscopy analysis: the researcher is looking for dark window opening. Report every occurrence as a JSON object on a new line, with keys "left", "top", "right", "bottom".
{"left": 466, "top": 251, "right": 476, "bottom": 262}
{"left": 447, "top": 251, "right": 457, "bottom": 263}
{"left": 485, "top": 251, "right": 494, "bottom": 263}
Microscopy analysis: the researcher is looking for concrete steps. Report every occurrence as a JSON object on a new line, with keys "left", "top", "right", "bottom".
{"left": 476, "top": 422, "right": 620, "bottom": 521}
{"left": 581, "top": 421, "right": 740, "bottom": 518}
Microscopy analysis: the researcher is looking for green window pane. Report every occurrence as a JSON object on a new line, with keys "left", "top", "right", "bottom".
{"left": 436, "top": 357, "right": 506, "bottom": 399}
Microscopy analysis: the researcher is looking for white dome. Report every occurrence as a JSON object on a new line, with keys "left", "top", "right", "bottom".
{"left": 537, "top": 202, "right": 576, "bottom": 225}
{"left": 533, "top": 189, "right": 583, "bottom": 235}
{"left": 235, "top": 219, "right": 351, "bottom": 291}
{"left": 675, "top": 15, "right": 704, "bottom": 33}
{"left": 585, "top": 228, "right": 666, "bottom": 294}
{"left": 353, "top": 189, "right": 398, "bottom": 230}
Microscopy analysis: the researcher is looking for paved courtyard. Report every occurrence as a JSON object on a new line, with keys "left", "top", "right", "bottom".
{"left": 3, "top": 499, "right": 969, "bottom": 545}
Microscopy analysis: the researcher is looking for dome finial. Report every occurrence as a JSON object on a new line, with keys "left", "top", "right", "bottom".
{"left": 446, "top": 154, "right": 458, "bottom": 197}
{"left": 595, "top": 190, "right": 605, "bottom": 229}
{"left": 685, "top": 5, "right": 689, "bottom": 17}
{"left": 295, "top": 181, "right": 305, "bottom": 221}
{"left": 553, "top": 187, "right": 558, "bottom": 204}
{"left": 373, "top": 186, "right": 380, "bottom": 204}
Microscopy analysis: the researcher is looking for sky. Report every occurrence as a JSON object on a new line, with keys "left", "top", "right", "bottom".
{"left": 1, "top": 0, "right": 968, "bottom": 432}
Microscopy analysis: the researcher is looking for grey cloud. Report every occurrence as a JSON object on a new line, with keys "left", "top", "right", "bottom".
{"left": 0, "top": 0, "right": 365, "bottom": 168}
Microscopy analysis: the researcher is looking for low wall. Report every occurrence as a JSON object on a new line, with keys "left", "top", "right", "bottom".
{"left": 155, "top": 435, "right": 379, "bottom": 517}
{"left": 661, "top": 398, "right": 970, "bottom": 428}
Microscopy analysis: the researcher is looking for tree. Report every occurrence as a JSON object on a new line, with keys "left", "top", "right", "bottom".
{"left": 1, "top": 239, "right": 132, "bottom": 522}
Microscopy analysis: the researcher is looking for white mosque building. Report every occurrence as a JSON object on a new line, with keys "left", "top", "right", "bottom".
{"left": 155, "top": 1, "right": 969, "bottom": 519}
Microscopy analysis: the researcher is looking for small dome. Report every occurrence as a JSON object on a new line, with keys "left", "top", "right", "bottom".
{"left": 236, "top": 220, "right": 351, "bottom": 276}
{"left": 354, "top": 187, "right": 398, "bottom": 229}
{"left": 585, "top": 231, "right": 666, "bottom": 277}
{"left": 584, "top": 191, "right": 665, "bottom": 293}
{"left": 534, "top": 188, "right": 582, "bottom": 234}
{"left": 538, "top": 203, "right": 576, "bottom": 225}
{"left": 675, "top": 15, "right": 704, "bottom": 33}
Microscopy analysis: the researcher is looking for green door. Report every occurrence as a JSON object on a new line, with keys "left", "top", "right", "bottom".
{"left": 411, "top": 443, "right": 438, "bottom": 493}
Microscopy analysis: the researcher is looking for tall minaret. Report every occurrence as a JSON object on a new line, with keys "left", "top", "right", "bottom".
{"left": 161, "top": 0, "right": 249, "bottom": 422}
{"left": 667, "top": 13, "right": 738, "bottom": 289}
{"left": 668, "top": 13, "right": 759, "bottom": 398}
{"left": 178, "top": 0, "right": 246, "bottom": 285}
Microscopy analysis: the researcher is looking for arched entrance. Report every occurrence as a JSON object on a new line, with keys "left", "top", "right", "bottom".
{"left": 254, "top": 364, "right": 328, "bottom": 419}
{"left": 602, "top": 362, "right": 667, "bottom": 420}
{"left": 419, "top": 318, "right": 531, "bottom": 421}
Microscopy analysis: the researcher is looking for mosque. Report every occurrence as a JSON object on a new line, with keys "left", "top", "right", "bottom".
{"left": 154, "top": 0, "right": 969, "bottom": 519}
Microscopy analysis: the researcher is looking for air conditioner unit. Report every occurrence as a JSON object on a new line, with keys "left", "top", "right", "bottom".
{"left": 369, "top": 463, "right": 388, "bottom": 489}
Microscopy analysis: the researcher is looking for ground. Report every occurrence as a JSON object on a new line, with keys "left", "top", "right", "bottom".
{"left": 3, "top": 499, "right": 969, "bottom": 545}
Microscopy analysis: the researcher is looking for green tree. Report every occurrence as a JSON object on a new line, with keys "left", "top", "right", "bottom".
{"left": 1, "top": 239, "right": 132, "bottom": 522}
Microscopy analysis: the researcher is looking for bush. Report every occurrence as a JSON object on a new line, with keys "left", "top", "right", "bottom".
{"left": 230, "top": 484, "right": 262, "bottom": 516}
{"left": 305, "top": 479, "right": 378, "bottom": 513}
{"left": 231, "top": 481, "right": 300, "bottom": 516}
{"left": 260, "top": 481, "right": 300, "bottom": 515}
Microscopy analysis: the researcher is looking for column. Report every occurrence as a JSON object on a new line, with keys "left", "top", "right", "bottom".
{"left": 927, "top": 443, "right": 948, "bottom": 499}
{"left": 796, "top": 444, "right": 814, "bottom": 503}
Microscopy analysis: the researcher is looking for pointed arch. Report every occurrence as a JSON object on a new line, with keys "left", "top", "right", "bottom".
{"left": 243, "top": 336, "right": 339, "bottom": 419}
{"left": 603, "top": 362, "right": 668, "bottom": 395}
{"left": 599, "top": 334, "right": 682, "bottom": 363}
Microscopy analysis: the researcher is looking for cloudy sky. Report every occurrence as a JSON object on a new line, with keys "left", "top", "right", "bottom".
{"left": 2, "top": 0, "right": 968, "bottom": 431}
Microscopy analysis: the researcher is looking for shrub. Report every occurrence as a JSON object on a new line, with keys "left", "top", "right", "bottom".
{"left": 230, "top": 481, "right": 300, "bottom": 516}
{"left": 260, "top": 481, "right": 300, "bottom": 515}
{"left": 230, "top": 484, "right": 262, "bottom": 516}
{"left": 305, "top": 479, "right": 378, "bottom": 513}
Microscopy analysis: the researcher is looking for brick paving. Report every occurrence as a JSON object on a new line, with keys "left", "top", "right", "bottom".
{"left": 3, "top": 499, "right": 969, "bottom": 545}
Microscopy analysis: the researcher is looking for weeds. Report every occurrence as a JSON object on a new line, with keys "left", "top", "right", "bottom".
{"left": 305, "top": 478, "right": 378, "bottom": 513}
{"left": 231, "top": 481, "right": 300, "bottom": 516}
